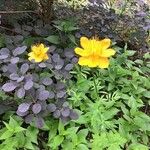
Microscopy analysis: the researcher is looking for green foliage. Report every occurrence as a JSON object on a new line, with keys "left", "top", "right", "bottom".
{"left": 0, "top": 117, "right": 39, "bottom": 150}
{"left": 92, "top": 131, "right": 127, "bottom": 150}
{"left": 68, "top": 46, "right": 150, "bottom": 149}
{"left": 45, "top": 19, "right": 78, "bottom": 46}
{"left": 47, "top": 120, "right": 88, "bottom": 150}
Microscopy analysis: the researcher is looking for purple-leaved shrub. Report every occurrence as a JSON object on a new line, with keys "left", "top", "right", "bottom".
{"left": 0, "top": 42, "right": 79, "bottom": 128}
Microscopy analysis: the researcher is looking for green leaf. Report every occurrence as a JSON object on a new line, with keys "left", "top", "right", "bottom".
{"left": 23, "top": 37, "right": 42, "bottom": 46}
{"left": 0, "top": 130, "right": 13, "bottom": 140}
{"left": 24, "top": 140, "right": 35, "bottom": 150}
{"left": 58, "top": 121, "right": 65, "bottom": 134}
{"left": 67, "top": 26, "right": 78, "bottom": 32}
{"left": 14, "top": 126, "right": 26, "bottom": 133}
{"left": 103, "top": 108, "right": 119, "bottom": 120}
{"left": 128, "top": 143, "right": 149, "bottom": 150}
{"left": 68, "top": 34, "right": 76, "bottom": 44}
{"left": 77, "top": 129, "right": 88, "bottom": 143}
{"left": 62, "top": 141, "right": 74, "bottom": 150}
{"left": 51, "top": 135, "right": 64, "bottom": 149}
{"left": 45, "top": 35, "right": 60, "bottom": 44}
{"left": 143, "top": 90, "right": 150, "bottom": 98}
{"left": 9, "top": 117, "right": 20, "bottom": 129}
{"left": 26, "top": 126, "right": 39, "bottom": 144}
{"left": 15, "top": 132, "right": 25, "bottom": 147}
{"left": 3, "top": 122, "right": 13, "bottom": 131}
{"left": 77, "top": 144, "right": 89, "bottom": 150}
{"left": 125, "top": 50, "right": 136, "bottom": 56}
{"left": 1, "top": 137, "right": 17, "bottom": 150}
{"left": 143, "top": 52, "right": 150, "bottom": 59}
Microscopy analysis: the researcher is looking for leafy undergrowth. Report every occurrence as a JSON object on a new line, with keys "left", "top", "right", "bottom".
{"left": 0, "top": 1, "right": 150, "bottom": 149}
{"left": 0, "top": 29, "right": 150, "bottom": 149}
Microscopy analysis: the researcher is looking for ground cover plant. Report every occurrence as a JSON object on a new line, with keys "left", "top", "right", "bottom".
{"left": 0, "top": 0, "right": 150, "bottom": 150}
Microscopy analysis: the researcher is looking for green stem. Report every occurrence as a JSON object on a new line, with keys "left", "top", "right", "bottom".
{"left": 93, "top": 72, "right": 99, "bottom": 99}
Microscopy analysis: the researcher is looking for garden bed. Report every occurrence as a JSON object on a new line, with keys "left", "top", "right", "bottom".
{"left": 0, "top": 0, "right": 150, "bottom": 150}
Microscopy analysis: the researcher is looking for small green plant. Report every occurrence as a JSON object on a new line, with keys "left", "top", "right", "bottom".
{"left": 0, "top": 116, "right": 39, "bottom": 150}
{"left": 45, "top": 19, "right": 78, "bottom": 46}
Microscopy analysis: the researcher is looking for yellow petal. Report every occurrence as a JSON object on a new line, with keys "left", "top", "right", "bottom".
{"left": 39, "top": 43, "right": 45, "bottom": 50}
{"left": 31, "top": 46, "right": 37, "bottom": 52}
{"left": 98, "top": 57, "right": 109, "bottom": 68}
{"left": 43, "top": 47, "right": 49, "bottom": 53}
{"left": 100, "top": 39, "right": 111, "bottom": 50}
{"left": 101, "top": 48, "right": 116, "bottom": 57}
{"left": 28, "top": 56, "right": 33, "bottom": 61}
{"left": 44, "top": 54, "right": 49, "bottom": 60}
{"left": 87, "top": 55, "right": 100, "bottom": 67}
{"left": 28, "top": 52, "right": 34, "bottom": 57}
{"left": 34, "top": 56, "right": 43, "bottom": 62}
{"left": 75, "top": 47, "right": 90, "bottom": 56}
{"left": 80, "top": 37, "right": 90, "bottom": 49}
{"left": 78, "top": 57, "right": 90, "bottom": 66}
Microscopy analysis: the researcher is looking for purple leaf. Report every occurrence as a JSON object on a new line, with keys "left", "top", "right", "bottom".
{"left": 49, "top": 45, "right": 56, "bottom": 52}
{"left": 56, "top": 82, "right": 65, "bottom": 90}
{"left": 53, "top": 110, "right": 61, "bottom": 118}
{"left": 17, "top": 76, "right": 24, "bottom": 83}
{"left": 32, "top": 103, "right": 42, "bottom": 114}
{"left": 25, "top": 114, "right": 34, "bottom": 124}
{"left": 7, "top": 64, "right": 18, "bottom": 73}
{"left": 47, "top": 104, "right": 56, "bottom": 112}
{"left": 38, "top": 90, "right": 49, "bottom": 101}
{"left": 64, "top": 49, "right": 74, "bottom": 58}
{"left": 70, "top": 110, "right": 79, "bottom": 120}
{"left": 24, "top": 80, "right": 33, "bottom": 90}
{"left": 56, "top": 91, "right": 66, "bottom": 98}
{"left": 61, "top": 108, "right": 70, "bottom": 117}
{"left": 38, "top": 101, "right": 47, "bottom": 110}
{"left": 9, "top": 73, "right": 19, "bottom": 80}
{"left": 55, "top": 59, "right": 64, "bottom": 70}
{"left": 2, "top": 65, "right": 8, "bottom": 72}
{"left": 25, "top": 74, "right": 33, "bottom": 81}
{"left": 13, "top": 46, "right": 27, "bottom": 56}
{"left": 18, "top": 103, "right": 30, "bottom": 113}
{"left": 10, "top": 57, "right": 19, "bottom": 64}
{"left": 2, "top": 82, "right": 17, "bottom": 92}
{"left": 38, "top": 63, "right": 46, "bottom": 68}
{"left": 0, "top": 48, "right": 10, "bottom": 55}
{"left": 20, "top": 63, "right": 29, "bottom": 74}
{"left": 60, "top": 116, "right": 70, "bottom": 123}
{"left": 49, "top": 91, "right": 55, "bottom": 99}
{"left": 41, "top": 77, "right": 53, "bottom": 86}
{"left": 17, "top": 87, "right": 25, "bottom": 98}
{"left": 71, "top": 57, "right": 78, "bottom": 64}
{"left": 0, "top": 55, "right": 9, "bottom": 60}
{"left": 35, "top": 117, "right": 44, "bottom": 128}
{"left": 16, "top": 110, "right": 28, "bottom": 117}
{"left": 64, "top": 63, "right": 74, "bottom": 71}
{"left": 32, "top": 74, "right": 39, "bottom": 82}
{"left": 52, "top": 53, "right": 60, "bottom": 63}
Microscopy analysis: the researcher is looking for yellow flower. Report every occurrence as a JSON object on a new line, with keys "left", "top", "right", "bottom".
{"left": 74, "top": 37, "right": 116, "bottom": 68}
{"left": 28, "top": 43, "right": 49, "bottom": 63}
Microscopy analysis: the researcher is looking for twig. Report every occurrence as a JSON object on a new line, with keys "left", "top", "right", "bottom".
{"left": 0, "top": 26, "right": 17, "bottom": 34}
{"left": 0, "top": 10, "right": 38, "bottom": 14}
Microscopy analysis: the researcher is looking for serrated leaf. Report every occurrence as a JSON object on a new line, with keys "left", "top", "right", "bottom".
{"left": 51, "top": 135, "right": 64, "bottom": 149}
{"left": 0, "top": 130, "right": 13, "bottom": 140}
